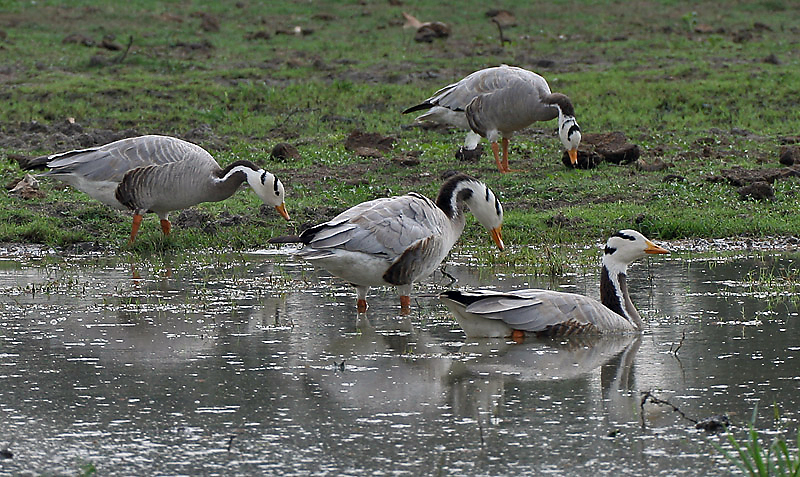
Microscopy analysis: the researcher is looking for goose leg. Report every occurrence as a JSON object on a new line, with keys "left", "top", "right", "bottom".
{"left": 128, "top": 213, "right": 143, "bottom": 245}
{"left": 399, "top": 295, "right": 411, "bottom": 315}
{"left": 356, "top": 286, "right": 369, "bottom": 313}
{"left": 511, "top": 329, "right": 525, "bottom": 344}
{"left": 501, "top": 137, "right": 510, "bottom": 172}
{"left": 160, "top": 219, "right": 171, "bottom": 236}
{"left": 490, "top": 142, "right": 505, "bottom": 173}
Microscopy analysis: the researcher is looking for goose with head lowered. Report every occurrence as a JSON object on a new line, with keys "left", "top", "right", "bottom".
{"left": 403, "top": 64, "right": 581, "bottom": 173}
{"left": 440, "top": 230, "right": 668, "bottom": 340}
{"left": 269, "top": 173, "right": 504, "bottom": 314}
{"left": 22, "top": 135, "right": 290, "bottom": 244}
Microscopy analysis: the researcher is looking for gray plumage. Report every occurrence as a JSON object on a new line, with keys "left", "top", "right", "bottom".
{"left": 270, "top": 173, "right": 504, "bottom": 313}
{"left": 403, "top": 65, "right": 581, "bottom": 171}
{"left": 25, "top": 135, "right": 289, "bottom": 242}
{"left": 440, "top": 230, "right": 669, "bottom": 339}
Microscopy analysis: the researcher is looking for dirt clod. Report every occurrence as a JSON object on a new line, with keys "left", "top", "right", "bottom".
{"left": 562, "top": 147, "right": 602, "bottom": 169}
{"left": 546, "top": 212, "right": 585, "bottom": 228}
{"left": 738, "top": 181, "right": 774, "bottom": 201}
{"left": 779, "top": 145, "right": 799, "bottom": 166}
{"left": 344, "top": 130, "right": 395, "bottom": 155}
{"left": 635, "top": 157, "right": 668, "bottom": 172}
{"left": 391, "top": 150, "right": 421, "bottom": 167}
{"left": 582, "top": 131, "right": 640, "bottom": 165}
{"left": 455, "top": 145, "right": 483, "bottom": 162}
{"left": 271, "top": 143, "right": 301, "bottom": 161}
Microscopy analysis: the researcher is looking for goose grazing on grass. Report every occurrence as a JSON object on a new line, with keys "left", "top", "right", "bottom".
{"left": 403, "top": 64, "right": 581, "bottom": 172}
{"left": 22, "top": 135, "right": 290, "bottom": 244}
{"left": 269, "top": 173, "right": 504, "bottom": 314}
{"left": 440, "top": 230, "right": 668, "bottom": 340}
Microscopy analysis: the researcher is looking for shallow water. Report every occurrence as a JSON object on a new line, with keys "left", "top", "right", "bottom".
{"left": 0, "top": 246, "right": 798, "bottom": 476}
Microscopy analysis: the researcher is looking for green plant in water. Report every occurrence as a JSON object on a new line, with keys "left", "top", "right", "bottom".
{"left": 714, "top": 405, "right": 800, "bottom": 476}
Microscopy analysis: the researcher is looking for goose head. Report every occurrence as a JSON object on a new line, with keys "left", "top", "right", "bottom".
{"left": 548, "top": 93, "right": 582, "bottom": 165}
{"left": 246, "top": 169, "right": 290, "bottom": 220}
{"left": 603, "top": 230, "right": 669, "bottom": 274}
{"left": 461, "top": 179, "right": 505, "bottom": 251}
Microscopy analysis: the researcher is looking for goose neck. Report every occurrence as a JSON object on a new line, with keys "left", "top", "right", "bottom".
{"left": 599, "top": 260, "right": 643, "bottom": 330}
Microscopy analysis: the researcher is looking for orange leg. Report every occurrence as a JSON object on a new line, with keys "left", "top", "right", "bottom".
{"left": 357, "top": 299, "right": 368, "bottom": 313}
{"left": 501, "top": 137, "right": 510, "bottom": 172}
{"left": 491, "top": 141, "right": 504, "bottom": 173}
{"left": 128, "top": 214, "right": 143, "bottom": 245}
{"left": 160, "top": 219, "right": 171, "bottom": 236}
{"left": 400, "top": 295, "right": 411, "bottom": 315}
{"left": 511, "top": 329, "right": 525, "bottom": 344}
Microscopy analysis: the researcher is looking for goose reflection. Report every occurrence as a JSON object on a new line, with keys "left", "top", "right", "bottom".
{"left": 447, "top": 334, "right": 641, "bottom": 425}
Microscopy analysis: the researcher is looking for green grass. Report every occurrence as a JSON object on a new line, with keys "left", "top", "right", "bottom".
{"left": 714, "top": 405, "right": 800, "bottom": 477}
{"left": 1, "top": 0, "right": 799, "bottom": 266}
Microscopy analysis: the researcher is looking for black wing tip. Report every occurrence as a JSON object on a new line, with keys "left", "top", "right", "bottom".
{"left": 402, "top": 103, "right": 432, "bottom": 115}
{"left": 17, "top": 155, "right": 50, "bottom": 171}
{"left": 267, "top": 235, "right": 303, "bottom": 244}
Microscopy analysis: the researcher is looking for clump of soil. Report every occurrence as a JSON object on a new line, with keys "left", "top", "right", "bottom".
{"left": 545, "top": 212, "right": 585, "bottom": 228}
{"left": 391, "top": 150, "right": 421, "bottom": 167}
{"left": 562, "top": 131, "right": 640, "bottom": 169}
{"left": 344, "top": 130, "right": 395, "bottom": 157}
{"left": 738, "top": 181, "right": 774, "bottom": 201}
{"left": 709, "top": 166, "right": 800, "bottom": 186}
{"left": 455, "top": 144, "right": 484, "bottom": 162}
{"left": 271, "top": 142, "right": 301, "bottom": 161}
{"left": 562, "top": 148, "right": 602, "bottom": 169}
{"left": 779, "top": 145, "right": 799, "bottom": 166}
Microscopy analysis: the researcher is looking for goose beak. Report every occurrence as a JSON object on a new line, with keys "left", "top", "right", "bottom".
{"left": 568, "top": 148, "right": 578, "bottom": 165}
{"left": 275, "top": 203, "right": 290, "bottom": 220}
{"left": 644, "top": 241, "right": 669, "bottom": 254}
{"left": 490, "top": 226, "right": 504, "bottom": 251}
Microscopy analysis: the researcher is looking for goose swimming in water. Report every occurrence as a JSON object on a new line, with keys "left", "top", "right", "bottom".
{"left": 23, "top": 135, "right": 290, "bottom": 244}
{"left": 439, "top": 230, "right": 668, "bottom": 339}
{"left": 403, "top": 64, "right": 581, "bottom": 172}
{"left": 269, "top": 173, "right": 504, "bottom": 314}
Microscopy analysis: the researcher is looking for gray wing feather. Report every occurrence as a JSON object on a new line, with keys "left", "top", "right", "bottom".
{"left": 305, "top": 194, "right": 445, "bottom": 259}
{"left": 428, "top": 66, "right": 550, "bottom": 112}
{"left": 43, "top": 135, "right": 213, "bottom": 183}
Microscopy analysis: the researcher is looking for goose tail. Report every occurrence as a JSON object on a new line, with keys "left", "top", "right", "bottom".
{"left": 18, "top": 154, "right": 51, "bottom": 171}
{"left": 267, "top": 235, "right": 303, "bottom": 244}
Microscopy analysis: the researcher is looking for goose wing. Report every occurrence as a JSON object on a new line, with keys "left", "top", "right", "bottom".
{"left": 42, "top": 135, "right": 214, "bottom": 183}
{"left": 454, "top": 289, "right": 634, "bottom": 333}
{"left": 423, "top": 66, "right": 550, "bottom": 112}
{"left": 301, "top": 193, "right": 447, "bottom": 260}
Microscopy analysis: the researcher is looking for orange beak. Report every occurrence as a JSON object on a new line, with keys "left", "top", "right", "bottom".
{"left": 275, "top": 203, "right": 290, "bottom": 220}
{"left": 490, "top": 226, "right": 504, "bottom": 251}
{"left": 568, "top": 148, "right": 578, "bottom": 165}
{"left": 644, "top": 241, "right": 669, "bottom": 254}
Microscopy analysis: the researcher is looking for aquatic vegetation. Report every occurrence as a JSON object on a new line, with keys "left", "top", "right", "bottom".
{"left": 714, "top": 406, "right": 800, "bottom": 477}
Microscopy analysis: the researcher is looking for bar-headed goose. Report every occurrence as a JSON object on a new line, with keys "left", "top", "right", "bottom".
{"left": 403, "top": 64, "right": 581, "bottom": 172}
{"left": 23, "top": 135, "right": 290, "bottom": 244}
{"left": 440, "top": 230, "right": 668, "bottom": 339}
{"left": 269, "top": 173, "right": 504, "bottom": 314}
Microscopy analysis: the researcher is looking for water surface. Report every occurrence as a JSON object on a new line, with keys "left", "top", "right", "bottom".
{"left": 1, "top": 246, "right": 798, "bottom": 475}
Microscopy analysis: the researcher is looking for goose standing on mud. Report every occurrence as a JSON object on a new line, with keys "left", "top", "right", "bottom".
{"left": 440, "top": 230, "right": 668, "bottom": 339}
{"left": 403, "top": 65, "right": 581, "bottom": 172}
{"left": 22, "top": 135, "right": 290, "bottom": 244}
{"left": 269, "top": 173, "right": 504, "bottom": 314}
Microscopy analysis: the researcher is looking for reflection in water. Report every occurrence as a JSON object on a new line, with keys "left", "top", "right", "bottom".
{"left": 0, "top": 250, "right": 798, "bottom": 475}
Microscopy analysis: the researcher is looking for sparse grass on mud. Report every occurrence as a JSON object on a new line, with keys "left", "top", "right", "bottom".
{"left": 1, "top": 0, "right": 799, "bottom": 268}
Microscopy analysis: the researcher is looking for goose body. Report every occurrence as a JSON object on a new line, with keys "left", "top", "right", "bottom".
{"left": 403, "top": 65, "right": 581, "bottom": 172}
{"left": 24, "top": 135, "right": 290, "bottom": 243}
{"left": 440, "top": 230, "right": 668, "bottom": 339}
{"left": 270, "top": 173, "right": 504, "bottom": 314}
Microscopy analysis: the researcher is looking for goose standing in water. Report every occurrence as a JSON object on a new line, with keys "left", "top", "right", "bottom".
{"left": 269, "top": 173, "right": 504, "bottom": 314}
{"left": 23, "top": 135, "right": 290, "bottom": 244}
{"left": 403, "top": 65, "right": 581, "bottom": 172}
{"left": 440, "top": 230, "right": 668, "bottom": 339}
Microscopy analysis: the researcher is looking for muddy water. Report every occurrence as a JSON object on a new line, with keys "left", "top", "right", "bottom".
{"left": 0, "top": 247, "right": 798, "bottom": 476}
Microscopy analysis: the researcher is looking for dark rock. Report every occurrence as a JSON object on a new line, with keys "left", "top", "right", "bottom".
{"left": 271, "top": 142, "right": 301, "bottom": 161}
{"left": 562, "top": 147, "right": 602, "bottom": 169}
{"left": 695, "top": 415, "right": 730, "bottom": 434}
{"left": 582, "top": 131, "right": 640, "bottom": 164}
{"left": 779, "top": 145, "right": 799, "bottom": 166}
{"left": 455, "top": 144, "right": 483, "bottom": 162}
{"left": 737, "top": 181, "right": 774, "bottom": 201}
